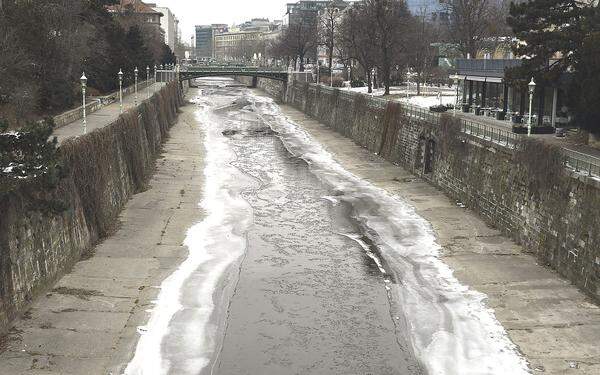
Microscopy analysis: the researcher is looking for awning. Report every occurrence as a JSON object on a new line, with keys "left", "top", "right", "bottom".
{"left": 457, "top": 75, "right": 503, "bottom": 83}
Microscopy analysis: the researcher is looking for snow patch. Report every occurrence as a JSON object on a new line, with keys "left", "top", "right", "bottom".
{"left": 124, "top": 94, "right": 254, "bottom": 375}
{"left": 252, "top": 94, "right": 530, "bottom": 375}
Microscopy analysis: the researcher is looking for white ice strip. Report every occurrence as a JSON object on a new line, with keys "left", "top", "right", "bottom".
{"left": 252, "top": 94, "right": 530, "bottom": 375}
{"left": 340, "top": 233, "right": 387, "bottom": 275}
{"left": 124, "top": 95, "right": 254, "bottom": 375}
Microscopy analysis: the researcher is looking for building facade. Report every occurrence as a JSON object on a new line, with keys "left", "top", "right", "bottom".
{"left": 456, "top": 58, "right": 570, "bottom": 128}
{"left": 214, "top": 31, "right": 264, "bottom": 62}
{"left": 213, "top": 19, "right": 283, "bottom": 63}
{"left": 107, "top": 0, "right": 163, "bottom": 35}
{"left": 195, "top": 24, "right": 228, "bottom": 59}
{"left": 316, "top": 0, "right": 351, "bottom": 67}
{"left": 405, "top": 0, "right": 447, "bottom": 21}
{"left": 152, "top": 5, "right": 179, "bottom": 51}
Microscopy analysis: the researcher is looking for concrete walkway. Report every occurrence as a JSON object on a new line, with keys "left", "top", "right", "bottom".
{"left": 53, "top": 82, "right": 166, "bottom": 144}
{"left": 279, "top": 103, "right": 600, "bottom": 375}
{"left": 0, "top": 99, "right": 204, "bottom": 374}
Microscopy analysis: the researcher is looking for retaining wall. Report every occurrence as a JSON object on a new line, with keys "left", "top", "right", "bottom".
{"left": 0, "top": 82, "right": 184, "bottom": 333}
{"left": 286, "top": 81, "right": 600, "bottom": 301}
{"left": 234, "top": 76, "right": 286, "bottom": 102}
{"left": 53, "top": 80, "right": 153, "bottom": 129}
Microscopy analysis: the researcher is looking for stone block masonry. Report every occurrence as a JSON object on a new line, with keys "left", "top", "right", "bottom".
{"left": 285, "top": 80, "right": 600, "bottom": 302}
{"left": 0, "top": 82, "right": 184, "bottom": 334}
{"left": 235, "top": 76, "right": 286, "bottom": 102}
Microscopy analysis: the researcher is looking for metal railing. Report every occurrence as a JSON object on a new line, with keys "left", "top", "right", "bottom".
{"left": 563, "top": 148, "right": 600, "bottom": 178}
{"left": 295, "top": 81, "right": 600, "bottom": 180}
{"left": 461, "top": 119, "right": 520, "bottom": 148}
{"left": 181, "top": 66, "right": 286, "bottom": 73}
{"left": 402, "top": 102, "right": 443, "bottom": 124}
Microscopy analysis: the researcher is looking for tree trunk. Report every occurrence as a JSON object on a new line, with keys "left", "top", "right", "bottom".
{"left": 367, "top": 70, "right": 373, "bottom": 93}
{"left": 383, "top": 64, "right": 391, "bottom": 96}
{"left": 299, "top": 54, "right": 305, "bottom": 72}
{"left": 373, "top": 70, "right": 377, "bottom": 90}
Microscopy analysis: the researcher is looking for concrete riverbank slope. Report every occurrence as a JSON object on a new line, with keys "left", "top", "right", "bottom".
{"left": 0, "top": 82, "right": 184, "bottom": 334}
{"left": 283, "top": 80, "right": 599, "bottom": 302}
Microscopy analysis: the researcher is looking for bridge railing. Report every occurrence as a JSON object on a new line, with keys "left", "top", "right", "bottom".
{"left": 181, "top": 66, "right": 287, "bottom": 74}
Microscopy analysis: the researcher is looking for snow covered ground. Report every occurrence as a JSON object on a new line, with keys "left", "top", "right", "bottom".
{"left": 344, "top": 85, "right": 457, "bottom": 108}
{"left": 346, "top": 84, "right": 456, "bottom": 96}
{"left": 398, "top": 95, "right": 457, "bottom": 108}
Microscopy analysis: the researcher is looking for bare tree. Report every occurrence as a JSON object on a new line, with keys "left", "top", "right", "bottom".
{"left": 318, "top": 3, "right": 343, "bottom": 71}
{"left": 277, "top": 15, "right": 317, "bottom": 71}
{"left": 362, "top": 0, "right": 412, "bottom": 95}
{"left": 338, "top": 5, "right": 378, "bottom": 92}
{"left": 446, "top": 0, "right": 494, "bottom": 58}
{"left": 407, "top": 9, "right": 436, "bottom": 95}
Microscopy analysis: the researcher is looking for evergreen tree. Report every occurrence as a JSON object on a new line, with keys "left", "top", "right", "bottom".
{"left": 0, "top": 118, "right": 59, "bottom": 193}
{"left": 508, "top": 1, "right": 600, "bottom": 133}
{"left": 570, "top": 6, "right": 600, "bottom": 134}
{"left": 507, "top": 0, "right": 586, "bottom": 85}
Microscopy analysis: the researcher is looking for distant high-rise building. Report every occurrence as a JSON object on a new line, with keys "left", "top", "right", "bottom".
{"left": 195, "top": 24, "right": 228, "bottom": 59}
{"left": 405, "top": 0, "right": 447, "bottom": 21}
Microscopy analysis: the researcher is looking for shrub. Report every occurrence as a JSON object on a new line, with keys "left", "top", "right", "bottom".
{"left": 321, "top": 76, "right": 345, "bottom": 87}
{"left": 351, "top": 79, "right": 366, "bottom": 88}
{"left": 0, "top": 118, "right": 60, "bottom": 193}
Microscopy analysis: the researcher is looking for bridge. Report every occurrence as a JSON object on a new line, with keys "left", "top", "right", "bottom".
{"left": 178, "top": 66, "right": 289, "bottom": 83}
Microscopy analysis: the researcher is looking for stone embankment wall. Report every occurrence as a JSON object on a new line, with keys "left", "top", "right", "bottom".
{"left": 235, "top": 76, "right": 286, "bottom": 102}
{"left": 285, "top": 81, "right": 600, "bottom": 301}
{"left": 53, "top": 80, "right": 153, "bottom": 129}
{"left": 0, "top": 82, "right": 184, "bottom": 333}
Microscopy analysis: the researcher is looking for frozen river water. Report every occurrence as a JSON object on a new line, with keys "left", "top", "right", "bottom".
{"left": 124, "top": 78, "right": 529, "bottom": 375}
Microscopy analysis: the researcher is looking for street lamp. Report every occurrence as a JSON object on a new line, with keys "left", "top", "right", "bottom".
{"left": 317, "top": 63, "right": 320, "bottom": 85}
{"left": 154, "top": 64, "right": 157, "bottom": 88}
{"left": 528, "top": 77, "right": 536, "bottom": 136}
{"left": 80, "top": 72, "right": 87, "bottom": 134}
{"left": 134, "top": 67, "right": 139, "bottom": 106}
{"left": 451, "top": 74, "right": 460, "bottom": 117}
{"left": 118, "top": 69, "right": 123, "bottom": 114}
{"left": 146, "top": 66, "right": 150, "bottom": 99}
{"left": 406, "top": 67, "right": 410, "bottom": 100}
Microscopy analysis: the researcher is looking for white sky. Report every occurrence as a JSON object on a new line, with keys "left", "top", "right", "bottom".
{"left": 152, "top": 0, "right": 291, "bottom": 43}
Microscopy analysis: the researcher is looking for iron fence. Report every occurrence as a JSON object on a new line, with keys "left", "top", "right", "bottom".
{"left": 296, "top": 82, "right": 600, "bottom": 180}
{"left": 460, "top": 120, "right": 520, "bottom": 148}
{"left": 563, "top": 148, "right": 600, "bottom": 178}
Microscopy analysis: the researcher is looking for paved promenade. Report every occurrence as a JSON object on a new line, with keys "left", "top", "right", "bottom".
{"left": 279, "top": 103, "right": 600, "bottom": 374}
{"left": 0, "top": 98, "right": 204, "bottom": 374}
{"left": 53, "top": 82, "right": 166, "bottom": 144}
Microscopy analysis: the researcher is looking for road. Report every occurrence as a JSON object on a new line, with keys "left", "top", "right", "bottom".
{"left": 124, "top": 78, "right": 529, "bottom": 375}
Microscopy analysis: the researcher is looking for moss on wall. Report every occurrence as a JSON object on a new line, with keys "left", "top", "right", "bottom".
{"left": 286, "top": 80, "right": 600, "bottom": 301}
{"left": 0, "top": 82, "right": 183, "bottom": 333}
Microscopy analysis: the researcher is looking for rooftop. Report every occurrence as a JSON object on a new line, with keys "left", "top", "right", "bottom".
{"left": 107, "top": 0, "right": 162, "bottom": 15}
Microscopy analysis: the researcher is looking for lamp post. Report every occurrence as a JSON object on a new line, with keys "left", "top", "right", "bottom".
{"left": 146, "top": 66, "right": 150, "bottom": 99}
{"left": 528, "top": 77, "right": 536, "bottom": 136}
{"left": 154, "top": 64, "right": 157, "bottom": 88}
{"left": 317, "top": 63, "right": 320, "bottom": 85}
{"left": 330, "top": 58, "right": 333, "bottom": 88}
{"left": 134, "top": 67, "right": 138, "bottom": 106}
{"left": 80, "top": 72, "right": 87, "bottom": 134}
{"left": 451, "top": 74, "right": 460, "bottom": 117}
{"left": 118, "top": 69, "right": 123, "bottom": 114}
{"left": 406, "top": 67, "right": 410, "bottom": 100}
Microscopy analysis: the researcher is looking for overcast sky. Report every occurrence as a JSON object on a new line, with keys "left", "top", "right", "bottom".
{"left": 152, "top": 0, "right": 290, "bottom": 43}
